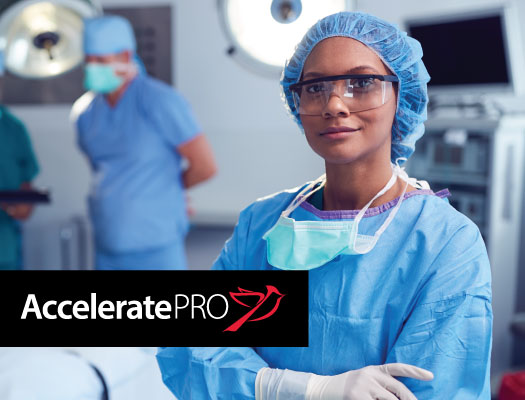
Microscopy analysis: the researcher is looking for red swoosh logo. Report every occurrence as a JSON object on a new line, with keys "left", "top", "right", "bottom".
{"left": 224, "top": 285, "right": 285, "bottom": 332}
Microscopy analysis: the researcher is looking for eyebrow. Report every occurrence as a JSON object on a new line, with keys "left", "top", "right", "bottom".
{"left": 303, "top": 65, "right": 382, "bottom": 80}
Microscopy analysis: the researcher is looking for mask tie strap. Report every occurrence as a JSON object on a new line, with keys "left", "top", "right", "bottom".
{"left": 353, "top": 167, "right": 398, "bottom": 227}
{"left": 395, "top": 157, "right": 430, "bottom": 190}
{"left": 354, "top": 160, "right": 408, "bottom": 253}
{"left": 282, "top": 174, "right": 326, "bottom": 217}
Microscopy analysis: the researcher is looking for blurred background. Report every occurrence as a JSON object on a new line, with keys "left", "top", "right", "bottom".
{"left": 1, "top": 0, "right": 525, "bottom": 398}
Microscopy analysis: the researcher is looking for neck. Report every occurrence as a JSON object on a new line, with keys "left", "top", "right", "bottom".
{"left": 105, "top": 75, "right": 136, "bottom": 107}
{"left": 323, "top": 150, "right": 410, "bottom": 211}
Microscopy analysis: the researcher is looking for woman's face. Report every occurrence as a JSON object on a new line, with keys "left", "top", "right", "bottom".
{"left": 299, "top": 37, "right": 397, "bottom": 165}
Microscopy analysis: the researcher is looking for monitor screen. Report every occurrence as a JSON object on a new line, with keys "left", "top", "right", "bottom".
{"left": 407, "top": 13, "right": 510, "bottom": 88}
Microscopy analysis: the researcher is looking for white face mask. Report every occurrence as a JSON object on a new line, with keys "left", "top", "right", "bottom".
{"left": 263, "top": 161, "right": 428, "bottom": 270}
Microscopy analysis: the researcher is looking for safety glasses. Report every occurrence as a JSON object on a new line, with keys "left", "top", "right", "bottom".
{"left": 290, "top": 74, "right": 398, "bottom": 115}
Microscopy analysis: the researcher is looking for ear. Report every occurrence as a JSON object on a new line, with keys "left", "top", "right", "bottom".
{"left": 119, "top": 50, "right": 133, "bottom": 63}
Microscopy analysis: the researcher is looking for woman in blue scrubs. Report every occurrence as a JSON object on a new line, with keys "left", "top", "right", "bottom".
{"left": 157, "top": 12, "right": 492, "bottom": 399}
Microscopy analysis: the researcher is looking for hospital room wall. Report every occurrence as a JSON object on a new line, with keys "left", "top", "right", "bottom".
{"left": 9, "top": 0, "right": 525, "bottom": 269}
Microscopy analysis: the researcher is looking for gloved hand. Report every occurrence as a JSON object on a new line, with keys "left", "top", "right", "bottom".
{"left": 306, "top": 363, "right": 434, "bottom": 400}
{"left": 255, "top": 363, "right": 433, "bottom": 400}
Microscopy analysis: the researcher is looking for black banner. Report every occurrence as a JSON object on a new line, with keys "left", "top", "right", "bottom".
{"left": 0, "top": 270, "right": 308, "bottom": 347}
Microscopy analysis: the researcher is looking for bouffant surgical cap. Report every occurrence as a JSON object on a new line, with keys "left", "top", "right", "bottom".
{"left": 281, "top": 12, "right": 430, "bottom": 163}
{"left": 83, "top": 16, "right": 136, "bottom": 56}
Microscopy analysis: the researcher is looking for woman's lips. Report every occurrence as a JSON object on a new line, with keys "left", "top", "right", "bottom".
{"left": 319, "top": 126, "right": 360, "bottom": 139}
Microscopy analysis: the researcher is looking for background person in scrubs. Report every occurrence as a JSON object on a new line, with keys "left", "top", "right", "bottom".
{"left": 0, "top": 51, "right": 40, "bottom": 270}
{"left": 71, "top": 16, "right": 216, "bottom": 270}
{"left": 157, "top": 12, "right": 492, "bottom": 399}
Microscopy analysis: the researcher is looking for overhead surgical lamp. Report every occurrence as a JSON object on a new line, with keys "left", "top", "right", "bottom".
{"left": 218, "top": 0, "right": 355, "bottom": 77}
{"left": 0, "top": 0, "right": 102, "bottom": 79}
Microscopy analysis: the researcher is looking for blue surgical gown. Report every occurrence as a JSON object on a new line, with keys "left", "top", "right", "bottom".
{"left": 157, "top": 186, "right": 492, "bottom": 399}
{"left": 73, "top": 75, "right": 201, "bottom": 268}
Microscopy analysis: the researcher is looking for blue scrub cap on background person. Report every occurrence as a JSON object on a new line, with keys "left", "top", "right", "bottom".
{"left": 281, "top": 12, "right": 430, "bottom": 163}
{"left": 83, "top": 15, "right": 137, "bottom": 56}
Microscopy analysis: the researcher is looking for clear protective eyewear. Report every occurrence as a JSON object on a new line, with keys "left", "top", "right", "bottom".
{"left": 290, "top": 74, "right": 399, "bottom": 115}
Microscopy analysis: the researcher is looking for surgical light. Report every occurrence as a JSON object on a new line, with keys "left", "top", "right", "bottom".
{"left": 218, "top": 0, "right": 354, "bottom": 76}
{"left": 0, "top": 0, "right": 101, "bottom": 79}
{"left": 271, "top": 0, "right": 302, "bottom": 24}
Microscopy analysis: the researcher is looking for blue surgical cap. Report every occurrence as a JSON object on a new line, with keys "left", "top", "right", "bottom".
{"left": 281, "top": 12, "right": 430, "bottom": 163}
{"left": 83, "top": 15, "right": 136, "bottom": 56}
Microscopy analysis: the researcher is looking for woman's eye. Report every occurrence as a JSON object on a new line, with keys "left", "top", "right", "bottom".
{"left": 352, "top": 78, "right": 375, "bottom": 89}
{"left": 305, "top": 84, "right": 325, "bottom": 94}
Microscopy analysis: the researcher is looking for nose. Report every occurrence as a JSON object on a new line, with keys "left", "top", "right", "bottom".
{"left": 322, "top": 92, "right": 351, "bottom": 118}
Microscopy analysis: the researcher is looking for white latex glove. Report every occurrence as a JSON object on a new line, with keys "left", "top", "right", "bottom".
{"left": 306, "top": 363, "right": 434, "bottom": 400}
{"left": 255, "top": 363, "right": 433, "bottom": 400}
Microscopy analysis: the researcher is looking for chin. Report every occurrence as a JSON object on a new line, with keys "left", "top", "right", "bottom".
{"left": 315, "top": 149, "right": 363, "bottom": 165}
{"left": 307, "top": 134, "right": 359, "bottom": 158}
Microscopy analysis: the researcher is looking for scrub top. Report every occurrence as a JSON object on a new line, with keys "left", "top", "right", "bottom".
{"left": 73, "top": 74, "right": 201, "bottom": 254}
{"left": 0, "top": 106, "right": 40, "bottom": 269}
{"left": 157, "top": 185, "right": 492, "bottom": 399}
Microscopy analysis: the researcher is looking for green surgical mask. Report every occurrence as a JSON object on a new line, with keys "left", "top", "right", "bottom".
{"left": 83, "top": 63, "right": 123, "bottom": 93}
